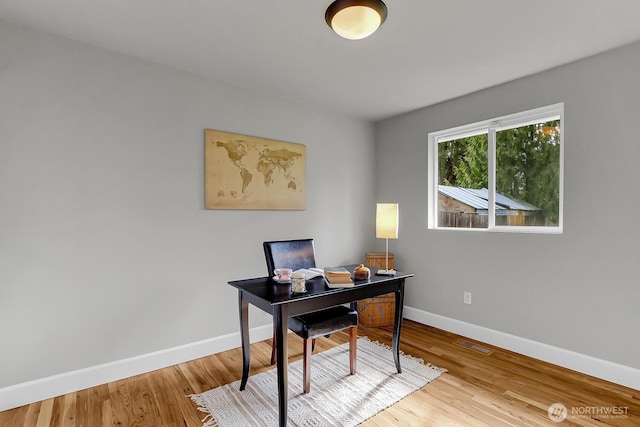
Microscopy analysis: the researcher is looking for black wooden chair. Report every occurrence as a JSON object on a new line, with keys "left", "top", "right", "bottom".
{"left": 263, "top": 239, "right": 358, "bottom": 393}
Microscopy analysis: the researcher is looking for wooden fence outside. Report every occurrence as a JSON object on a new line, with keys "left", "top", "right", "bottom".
{"left": 439, "top": 212, "right": 549, "bottom": 228}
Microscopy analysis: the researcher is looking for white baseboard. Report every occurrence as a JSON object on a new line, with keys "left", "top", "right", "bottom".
{"left": 0, "top": 324, "right": 272, "bottom": 412}
{"left": 404, "top": 306, "right": 640, "bottom": 391}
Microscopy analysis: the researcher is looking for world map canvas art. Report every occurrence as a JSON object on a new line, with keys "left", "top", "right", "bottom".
{"left": 204, "top": 129, "right": 306, "bottom": 210}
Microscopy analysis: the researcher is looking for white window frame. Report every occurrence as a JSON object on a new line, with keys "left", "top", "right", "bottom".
{"left": 427, "top": 103, "right": 564, "bottom": 234}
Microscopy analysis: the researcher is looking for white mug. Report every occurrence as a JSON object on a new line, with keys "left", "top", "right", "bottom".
{"left": 274, "top": 268, "right": 292, "bottom": 281}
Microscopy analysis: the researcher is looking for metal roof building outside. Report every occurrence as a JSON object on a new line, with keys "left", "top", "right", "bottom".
{"left": 438, "top": 185, "right": 539, "bottom": 215}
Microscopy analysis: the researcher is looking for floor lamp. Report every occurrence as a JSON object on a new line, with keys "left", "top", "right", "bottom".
{"left": 376, "top": 203, "right": 398, "bottom": 275}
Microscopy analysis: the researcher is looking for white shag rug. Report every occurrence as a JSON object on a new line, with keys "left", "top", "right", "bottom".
{"left": 190, "top": 337, "right": 446, "bottom": 426}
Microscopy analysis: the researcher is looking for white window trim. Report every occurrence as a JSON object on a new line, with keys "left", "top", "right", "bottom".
{"left": 427, "top": 103, "right": 564, "bottom": 234}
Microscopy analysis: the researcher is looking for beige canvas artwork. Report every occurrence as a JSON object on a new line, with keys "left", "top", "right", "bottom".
{"left": 204, "top": 129, "right": 306, "bottom": 210}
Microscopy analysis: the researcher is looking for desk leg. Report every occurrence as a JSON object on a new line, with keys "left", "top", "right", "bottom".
{"left": 238, "top": 290, "right": 250, "bottom": 391}
{"left": 393, "top": 280, "right": 405, "bottom": 373}
{"left": 274, "top": 305, "right": 289, "bottom": 427}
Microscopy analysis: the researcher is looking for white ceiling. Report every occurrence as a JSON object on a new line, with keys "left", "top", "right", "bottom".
{"left": 2, "top": 0, "right": 640, "bottom": 121}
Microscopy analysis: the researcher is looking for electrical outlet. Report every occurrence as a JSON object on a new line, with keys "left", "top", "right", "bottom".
{"left": 464, "top": 291, "right": 472, "bottom": 305}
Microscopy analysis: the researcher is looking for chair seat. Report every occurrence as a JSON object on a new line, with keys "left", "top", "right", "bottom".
{"left": 288, "top": 306, "right": 358, "bottom": 340}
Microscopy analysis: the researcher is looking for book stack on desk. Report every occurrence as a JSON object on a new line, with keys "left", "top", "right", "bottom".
{"left": 323, "top": 267, "right": 354, "bottom": 288}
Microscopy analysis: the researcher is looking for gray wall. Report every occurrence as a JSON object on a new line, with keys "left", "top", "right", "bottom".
{"left": 0, "top": 22, "right": 376, "bottom": 388}
{"left": 376, "top": 41, "right": 640, "bottom": 369}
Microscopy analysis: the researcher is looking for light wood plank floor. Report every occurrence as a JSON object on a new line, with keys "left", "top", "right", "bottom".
{"left": 1, "top": 320, "right": 638, "bottom": 426}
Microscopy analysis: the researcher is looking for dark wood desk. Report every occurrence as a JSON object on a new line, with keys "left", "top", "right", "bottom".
{"left": 228, "top": 265, "right": 413, "bottom": 427}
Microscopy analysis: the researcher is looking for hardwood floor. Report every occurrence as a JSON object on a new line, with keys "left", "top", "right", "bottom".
{"left": 1, "top": 320, "right": 638, "bottom": 426}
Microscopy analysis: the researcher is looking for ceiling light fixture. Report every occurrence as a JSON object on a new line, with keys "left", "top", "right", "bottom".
{"left": 325, "top": 0, "right": 388, "bottom": 40}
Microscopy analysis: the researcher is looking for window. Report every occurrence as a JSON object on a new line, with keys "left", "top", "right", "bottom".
{"left": 428, "top": 103, "right": 563, "bottom": 233}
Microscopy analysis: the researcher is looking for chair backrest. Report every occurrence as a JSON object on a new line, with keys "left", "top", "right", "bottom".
{"left": 263, "top": 239, "right": 316, "bottom": 276}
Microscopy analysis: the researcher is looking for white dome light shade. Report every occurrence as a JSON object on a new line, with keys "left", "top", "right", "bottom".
{"left": 326, "top": 0, "right": 388, "bottom": 40}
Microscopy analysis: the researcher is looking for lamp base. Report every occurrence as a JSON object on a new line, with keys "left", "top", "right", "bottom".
{"left": 376, "top": 268, "right": 396, "bottom": 276}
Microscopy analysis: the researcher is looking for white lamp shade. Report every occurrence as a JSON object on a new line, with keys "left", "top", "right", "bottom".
{"left": 376, "top": 203, "right": 399, "bottom": 239}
